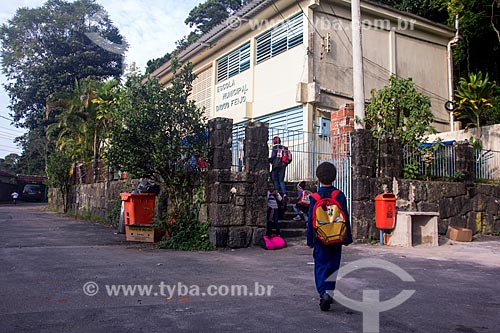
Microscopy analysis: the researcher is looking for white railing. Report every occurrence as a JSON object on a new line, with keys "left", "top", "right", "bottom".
{"left": 403, "top": 143, "right": 500, "bottom": 180}
{"left": 475, "top": 149, "right": 500, "bottom": 180}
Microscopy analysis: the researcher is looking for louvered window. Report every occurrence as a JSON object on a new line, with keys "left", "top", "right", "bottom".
{"left": 216, "top": 41, "right": 251, "bottom": 83}
{"left": 256, "top": 13, "right": 303, "bottom": 64}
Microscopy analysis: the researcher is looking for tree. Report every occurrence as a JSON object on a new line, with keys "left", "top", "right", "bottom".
{"left": 454, "top": 71, "right": 498, "bottom": 138}
{"left": 46, "top": 150, "right": 72, "bottom": 212}
{"left": 0, "top": 0, "right": 126, "bottom": 172}
{"left": 46, "top": 78, "right": 119, "bottom": 166}
{"left": 0, "top": 153, "right": 21, "bottom": 174}
{"left": 185, "top": 0, "right": 248, "bottom": 34}
{"left": 0, "top": 0, "right": 125, "bottom": 128}
{"left": 106, "top": 61, "right": 207, "bottom": 211}
{"left": 146, "top": 52, "right": 172, "bottom": 75}
{"left": 15, "top": 129, "right": 48, "bottom": 175}
{"left": 365, "top": 75, "right": 436, "bottom": 145}
{"left": 145, "top": 0, "right": 250, "bottom": 74}
{"left": 376, "top": 0, "right": 500, "bottom": 83}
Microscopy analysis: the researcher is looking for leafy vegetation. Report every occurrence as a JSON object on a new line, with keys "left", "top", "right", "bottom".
{"left": 146, "top": 0, "right": 250, "bottom": 74}
{"left": 365, "top": 75, "right": 436, "bottom": 145}
{"left": 106, "top": 61, "right": 207, "bottom": 187}
{"left": 106, "top": 59, "right": 209, "bottom": 240}
{"left": 47, "top": 78, "right": 119, "bottom": 163}
{"left": 377, "top": 0, "right": 500, "bottom": 85}
{"left": 45, "top": 150, "right": 72, "bottom": 212}
{"left": 454, "top": 71, "right": 499, "bottom": 138}
{"left": 156, "top": 187, "right": 212, "bottom": 251}
{"left": 0, "top": 153, "right": 21, "bottom": 174}
{"left": 0, "top": 0, "right": 125, "bottom": 174}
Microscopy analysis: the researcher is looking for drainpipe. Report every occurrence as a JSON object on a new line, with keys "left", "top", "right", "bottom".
{"left": 447, "top": 15, "right": 460, "bottom": 131}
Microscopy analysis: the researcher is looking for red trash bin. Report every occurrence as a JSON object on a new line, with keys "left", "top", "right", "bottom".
{"left": 120, "top": 193, "right": 156, "bottom": 225}
{"left": 374, "top": 193, "right": 397, "bottom": 229}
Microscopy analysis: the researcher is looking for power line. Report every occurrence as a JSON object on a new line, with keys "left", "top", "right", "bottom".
{"left": 0, "top": 126, "right": 24, "bottom": 134}
{"left": 0, "top": 143, "right": 20, "bottom": 150}
{"left": 0, "top": 114, "right": 14, "bottom": 121}
{"left": 0, "top": 148, "right": 20, "bottom": 153}
{"left": 294, "top": 0, "right": 325, "bottom": 39}
{"left": 0, "top": 134, "right": 17, "bottom": 140}
{"left": 270, "top": 0, "right": 286, "bottom": 22}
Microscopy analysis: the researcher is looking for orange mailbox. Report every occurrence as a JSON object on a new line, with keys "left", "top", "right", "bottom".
{"left": 374, "top": 193, "right": 397, "bottom": 229}
{"left": 120, "top": 193, "right": 156, "bottom": 225}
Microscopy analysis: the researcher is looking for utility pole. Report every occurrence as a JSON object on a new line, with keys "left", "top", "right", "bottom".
{"left": 351, "top": 0, "right": 365, "bottom": 129}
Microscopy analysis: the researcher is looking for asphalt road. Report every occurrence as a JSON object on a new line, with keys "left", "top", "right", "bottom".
{"left": 1, "top": 203, "right": 499, "bottom": 332}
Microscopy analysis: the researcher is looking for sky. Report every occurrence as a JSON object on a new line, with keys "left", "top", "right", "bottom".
{"left": 0, "top": 0, "right": 203, "bottom": 159}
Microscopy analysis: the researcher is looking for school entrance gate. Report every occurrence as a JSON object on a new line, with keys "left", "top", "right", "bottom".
{"left": 231, "top": 124, "right": 352, "bottom": 217}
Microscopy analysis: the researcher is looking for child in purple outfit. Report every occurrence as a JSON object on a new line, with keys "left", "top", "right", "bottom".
{"left": 293, "top": 181, "right": 309, "bottom": 221}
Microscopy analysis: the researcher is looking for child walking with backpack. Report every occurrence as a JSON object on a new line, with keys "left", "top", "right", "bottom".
{"left": 293, "top": 181, "right": 310, "bottom": 221}
{"left": 269, "top": 136, "right": 291, "bottom": 200}
{"left": 307, "top": 162, "right": 353, "bottom": 311}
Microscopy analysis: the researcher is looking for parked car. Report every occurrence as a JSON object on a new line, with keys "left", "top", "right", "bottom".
{"left": 22, "top": 184, "right": 45, "bottom": 202}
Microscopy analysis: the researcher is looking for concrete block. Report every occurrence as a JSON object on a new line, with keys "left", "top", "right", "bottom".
{"left": 387, "top": 211, "right": 439, "bottom": 247}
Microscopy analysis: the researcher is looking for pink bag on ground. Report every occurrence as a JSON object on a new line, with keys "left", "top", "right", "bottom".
{"left": 260, "top": 234, "right": 287, "bottom": 250}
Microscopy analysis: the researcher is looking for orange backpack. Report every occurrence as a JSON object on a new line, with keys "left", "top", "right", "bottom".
{"left": 310, "top": 190, "right": 348, "bottom": 245}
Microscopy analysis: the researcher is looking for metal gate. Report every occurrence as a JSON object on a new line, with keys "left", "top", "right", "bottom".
{"left": 231, "top": 124, "right": 352, "bottom": 216}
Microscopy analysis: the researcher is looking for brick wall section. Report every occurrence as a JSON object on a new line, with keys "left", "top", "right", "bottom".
{"left": 330, "top": 103, "right": 354, "bottom": 157}
{"left": 330, "top": 103, "right": 354, "bottom": 136}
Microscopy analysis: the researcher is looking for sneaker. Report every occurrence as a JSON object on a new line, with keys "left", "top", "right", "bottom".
{"left": 293, "top": 215, "right": 302, "bottom": 221}
{"left": 319, "top": 293, "right": 333, "bottom": 311}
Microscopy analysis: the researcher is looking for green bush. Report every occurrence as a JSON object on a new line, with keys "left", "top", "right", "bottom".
{"left": 156, "top": 188, "right": 213, "bottom": 251}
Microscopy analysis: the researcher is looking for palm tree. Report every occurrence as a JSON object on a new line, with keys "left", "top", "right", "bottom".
{"left": 46, "top": 78, "right": 118, "bottom": 182}
{"left": 454, "top": 71, "right": 497, "bottom": 139}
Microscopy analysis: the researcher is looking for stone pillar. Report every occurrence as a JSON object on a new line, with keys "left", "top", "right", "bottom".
{"left": 455, "top": 141, "right": 475, "bottom": 182}
{"left": 245, "top": 121, "right": 269, "bottom": 245}
{"left": 206, "top": 119, "right": 269, "bottom": 248}
{"left": 378, "top": 133, "right": 402, "bottom": 178}
{"left": 208, "top": 117, "right": 233, "bottom": 170}
{"left": 207, "top": 118, "right": 233, "bottom": 247}
{"left": 350, "top": 129, "right": 376, "bottom": 241}
{"left": 351, "top": 129, "right": 376, "bottom": 178}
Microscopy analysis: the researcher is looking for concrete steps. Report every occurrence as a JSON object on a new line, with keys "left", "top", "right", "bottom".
{"left": 278, "top": 182, "right": 308, "bottom": 241}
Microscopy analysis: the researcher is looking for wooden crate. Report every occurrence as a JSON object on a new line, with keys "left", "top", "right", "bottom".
{"left": 125, "top": 225, "right": 162, "bottom": 243}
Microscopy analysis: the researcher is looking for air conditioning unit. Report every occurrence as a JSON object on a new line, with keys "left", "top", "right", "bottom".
{"left": 317, "top": 117, "right": 330, "bottom": 137}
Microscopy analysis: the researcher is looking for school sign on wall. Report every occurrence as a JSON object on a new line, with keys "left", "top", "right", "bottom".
{"left": 214, "top": 72, "right": 252, "bottom": 119}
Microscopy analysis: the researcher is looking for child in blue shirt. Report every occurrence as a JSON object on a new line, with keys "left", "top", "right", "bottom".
{"left": 307, "top": 162, "right": 353, "bottom": 311}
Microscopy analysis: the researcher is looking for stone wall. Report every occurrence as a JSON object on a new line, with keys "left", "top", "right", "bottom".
{"left": 206, "top": 118, "right": 268, "bottom": 248}
{"left": 351, "top": 130, "right": 500, "bottom": 242}
{"left": 49, "top": 179, "right": 139, "bottom": 221}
